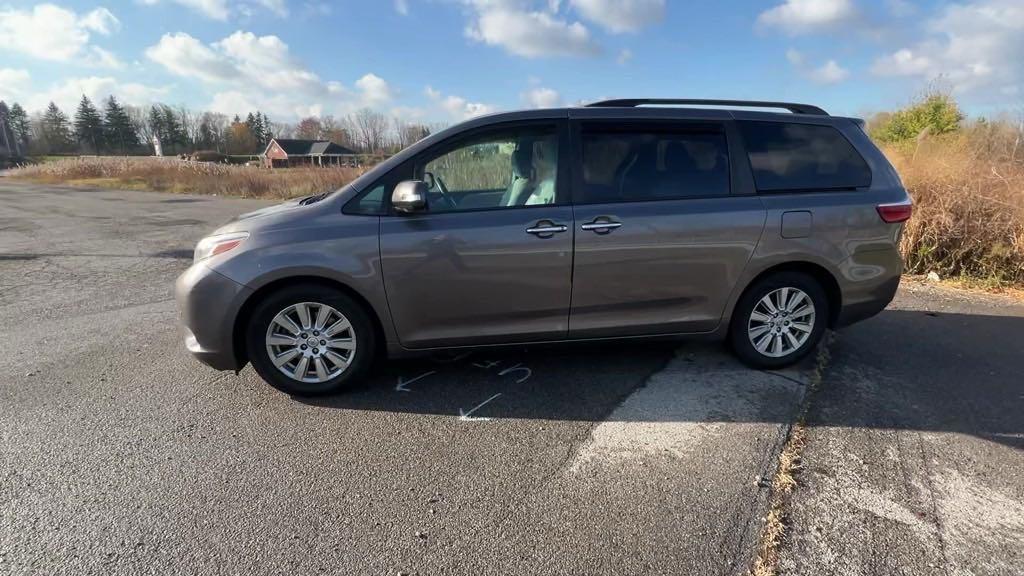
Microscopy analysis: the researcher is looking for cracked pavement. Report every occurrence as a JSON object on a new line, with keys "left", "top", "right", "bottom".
{"left": 1, "top": 182, "right": 1022, "bottom": 575}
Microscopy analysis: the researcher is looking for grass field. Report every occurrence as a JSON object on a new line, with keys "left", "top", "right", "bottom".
{"left": 7, "top": 156, "right": 366, "bottom": 200}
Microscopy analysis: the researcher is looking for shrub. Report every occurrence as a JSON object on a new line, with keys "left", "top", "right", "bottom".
{"left": 887, "top": 120, "right": 1024, "bottom": 285}
{"left": 871, "top": 92, "right": 965, "bottom": 144}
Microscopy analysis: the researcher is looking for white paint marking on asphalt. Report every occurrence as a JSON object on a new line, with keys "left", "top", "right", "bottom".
{"left": 569, "top": 348, "right": 806, "bottom": 472}
{"left": 395, "top": 370, "right": 436, "bottom": 392}
{"left": 459, "top": 393, "right": 502, "bottom": 421}
{"left": 498, "top": 363, "right": 531, "bottom": 383}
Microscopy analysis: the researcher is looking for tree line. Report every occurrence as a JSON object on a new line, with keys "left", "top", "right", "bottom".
{"left": 0, "top": 96, "right": 438, "bottom": 158}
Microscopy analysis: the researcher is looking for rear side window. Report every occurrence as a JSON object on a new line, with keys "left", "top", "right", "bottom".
{"left": 739, "top": 121, "right": 871, "bottom": 192}
{"left": 578, "top": 127, "right": 730, "bottom": 204}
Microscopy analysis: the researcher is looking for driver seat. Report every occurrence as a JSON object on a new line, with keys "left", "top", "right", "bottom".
{"left": 501, "top": 146, "right": 535, "bottom": 206}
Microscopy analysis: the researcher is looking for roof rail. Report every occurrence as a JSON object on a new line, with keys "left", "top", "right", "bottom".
{"left": 584, "top": 98, "right": 829, "bottom": 116}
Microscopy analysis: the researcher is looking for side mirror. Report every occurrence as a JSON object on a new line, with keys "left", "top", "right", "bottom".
{"left": 392, "top": 180, "right": 428, "bottom": 213}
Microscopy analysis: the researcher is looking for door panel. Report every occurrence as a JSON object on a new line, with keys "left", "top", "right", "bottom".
{"left": 380, "top": 207, "right": 574, "bottom": 348}
{"left": 570, "top": 197, "right": 766, "bottom": 337}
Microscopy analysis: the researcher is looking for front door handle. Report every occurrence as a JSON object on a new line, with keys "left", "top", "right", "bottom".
{"left": 526, "top": 221, "right": 568, "bottom": 237}
{"left": 581, "top": 219, "right": 622, "bottom": 233}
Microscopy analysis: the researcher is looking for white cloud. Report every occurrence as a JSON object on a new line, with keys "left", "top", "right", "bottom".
{"left": 570, "top": 0, "right": 664, "bottom": 33}
{"left": 139, "top": 0, "right": 230, "bottom": 20}
{"left": 80, "top": 7, "right": 121, "bottom": 35}
{"left": 0, "top": 4, "right": 121, "bottom": 63}
{"left": 810, "top": 60, "right": 850, "bottom": 84}
{"left": 145, "top": 33, "right": 241, "bottom": 84}
{"left": 464, "top": 1, "right": 600, "bottom": 58}
{"left": 139, "top": 0, "right": 287, "bottom": 20}
{"left": 23, "top": 76, "right": 170, "bottom": 113}
{"left": 869, "top": 0, "right": 1024, "bottom": 96}
{"left": 147, "top": 30, "right": 395, "bottom": 119}
{"left": 0, "top": 69, "right": 32, "bottom": 103}
{"left": 785, "top": 48, "right": 805, "bottom": 66}
{"left": 87, "top": 47, "right": 124, "bottom": 69}
{"left": 426, "top": 86, "right": 497, "bottom": 119}
{"left": 395, "top": 0, "right": 409, "bottom": 15}
{"left": 355, "top": 74, "right": 395, "bottom": 106}
{"left": 616, "top": 48, "right": 634, "bottom": 65}
{"left": 786, "top": 49, "right": 850, "bottom": 84}
{"left": 522, "top": 87, "right": 561, "bottom": 108}
{"left": 886, "top": 0, "right": 916, "bottom": 17}
{"left": 757, "top": 0, "right": 857, "bottom": 34}
{"left": 871, "top": 48, "right": 933, "bottom": 76}
{"left": 256, "top": 0, "right": 289, "bottom": 17}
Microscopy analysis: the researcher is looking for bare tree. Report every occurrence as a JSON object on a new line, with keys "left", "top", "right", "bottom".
{"left": 294, "top": 116, "right": 323, "bottom": 140}
{"left": 393, "top": 118, "right": 430, "bottom": 151}
{"left": 178, "top": 106, "right": 202, "bottom": 151}
{"left": 321, "top": 115, "right": 354, "bottom": 149}
{"left": 351, "top": 108, "right": 388, "bottom": 154}
{"left": 126, "top": 105, "right": 153, "bottom": 150}
{"left": 268, "top": 121, "right": 292, "bottom": 139}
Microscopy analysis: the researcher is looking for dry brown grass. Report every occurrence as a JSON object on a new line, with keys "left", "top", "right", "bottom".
{"left": 8, "top": 156, "right": 367, "bottom": 200}
{"left": 749, "top": 334, "right": 832, "bottom": 576}
{"left": 886, "top": 123, "right": 1024, "bottom": 285}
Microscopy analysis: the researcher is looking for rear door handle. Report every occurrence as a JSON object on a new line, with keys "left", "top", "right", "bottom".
{"left": 581, "top": 219, "right": 622, "bottom": 232}
{"left": 526, "top": 222, "right": 568, "bottom": 236}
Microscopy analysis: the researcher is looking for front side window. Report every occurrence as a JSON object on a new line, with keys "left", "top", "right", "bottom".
{"left": 578, "top": 127, "right": 730, "bottom": 204}
{"left": 416, "top": 126, "right": 559, "bottom": 212}
{"left": 739, "top": 121, "right": 872, "bottom": 192}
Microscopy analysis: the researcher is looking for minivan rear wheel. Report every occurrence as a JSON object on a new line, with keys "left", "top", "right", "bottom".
{"left": 729, "top": 272, "right": 828, "bottom": 369}
{"left": 246, "top": 284, "right": 375, "bottom": 395}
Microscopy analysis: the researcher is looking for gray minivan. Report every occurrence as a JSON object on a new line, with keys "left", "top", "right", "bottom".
{"left": 176, "top": 99, "right": 911, "bottom": 395}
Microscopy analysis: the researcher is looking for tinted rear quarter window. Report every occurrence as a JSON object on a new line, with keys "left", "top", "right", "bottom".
{"left": 739, "top": 121, "right": 871, "bottom": 192}
{"left": 579, "top": 127, "right": 730, "bottom": 203}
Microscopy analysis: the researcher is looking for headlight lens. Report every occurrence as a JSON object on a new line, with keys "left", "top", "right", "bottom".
{"left": 194, "top": 232, "right": 249, "bottom": 262}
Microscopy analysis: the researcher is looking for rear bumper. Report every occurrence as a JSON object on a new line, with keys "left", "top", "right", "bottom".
{"left": 835, "top": 248, "right": 903, "bottom": 328}
{"left": 175, "top": 262, "right": 253, "bottom": 371}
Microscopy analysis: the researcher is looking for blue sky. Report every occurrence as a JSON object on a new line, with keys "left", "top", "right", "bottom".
{"left": 1, "top": 0, "right": 1022, "bottom": 123}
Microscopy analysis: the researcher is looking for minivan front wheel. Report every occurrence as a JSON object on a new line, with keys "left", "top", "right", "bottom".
{"left": 246, "top": 285, "right": 375, "bottom": 395}
{"left": 729, "top": 272, "right": 828, "bottom": 369}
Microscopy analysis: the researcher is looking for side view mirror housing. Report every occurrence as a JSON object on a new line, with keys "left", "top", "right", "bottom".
{"left": 392, "top": 180, "right": 428, "bottom": 213}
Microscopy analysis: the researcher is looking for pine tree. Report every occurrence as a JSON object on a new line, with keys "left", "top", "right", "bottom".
{"left": 161, "top": 106, "right": 186, "bottom": 153}
{"left": 8, "top": 103, "right": 30, "bottom": 152}
{"left": 0, "top": 101, "right": 17, "bottom": 157}
{"left": 251, "top": 112, "right": 265, "bottom": 147}
{"left": 147, "top": 105, "right": 165, "bottom": 153}
{"left": 258, "top": 111, "right": 270, "bottom": 143}
{"left": 103, "top": 96, "right": 139, "bottom": 154}
{"left": 73, "top": 95, "right": 105, "bottom": 153}
{"left": 41, "top": 102, "right": 73, "bottom": 153}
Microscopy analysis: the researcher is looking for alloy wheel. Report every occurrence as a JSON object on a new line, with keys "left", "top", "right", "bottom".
{"left": 746, "top": 287, "right": 816, "bottom": 358}
{"left": 265, "top": 302, "right": 357, "bottom": 383}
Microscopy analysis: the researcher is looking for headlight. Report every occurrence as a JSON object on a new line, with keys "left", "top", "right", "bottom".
{"left": 194, "top": 232, "right": 249, "bottom": 263}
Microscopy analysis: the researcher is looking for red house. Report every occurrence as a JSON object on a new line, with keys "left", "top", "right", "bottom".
{"left": 263, "top": 138, "right": 357, "bottom": 168}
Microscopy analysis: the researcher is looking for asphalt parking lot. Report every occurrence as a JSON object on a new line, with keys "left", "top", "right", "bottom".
{"left": 2, "top": 181, "right": 1022, "bottom": 576}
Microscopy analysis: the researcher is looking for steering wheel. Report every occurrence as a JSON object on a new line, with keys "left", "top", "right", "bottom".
{"left": 425, "top": 172, "right": 458, "bottom": 211}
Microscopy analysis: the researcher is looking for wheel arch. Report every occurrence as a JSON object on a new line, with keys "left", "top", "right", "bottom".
{"left": 726, "top": 260, "right": 842, "bottom": 331}
{"left": 232, "top": 275, "right": 388, "bottom": 370}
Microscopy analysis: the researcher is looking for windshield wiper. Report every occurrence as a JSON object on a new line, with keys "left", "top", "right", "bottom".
{"left": 299, "top": 192, "right": 328, "bottom": 205}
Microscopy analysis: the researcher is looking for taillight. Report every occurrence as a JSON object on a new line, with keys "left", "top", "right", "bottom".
{"left": 877, "top": 201, "right": 913, "bottom": 223}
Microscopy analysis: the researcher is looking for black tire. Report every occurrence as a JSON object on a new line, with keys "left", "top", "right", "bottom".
{"left": 246, "top": 284, "right": 376, "bottom": 396}
{"left": 729, "top": 271, "right": 829, "bottom": 370}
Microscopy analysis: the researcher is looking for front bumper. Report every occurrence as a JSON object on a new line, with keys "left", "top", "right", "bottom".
{"left": 175, "top": 262, "right": 253, "bottom": 371}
